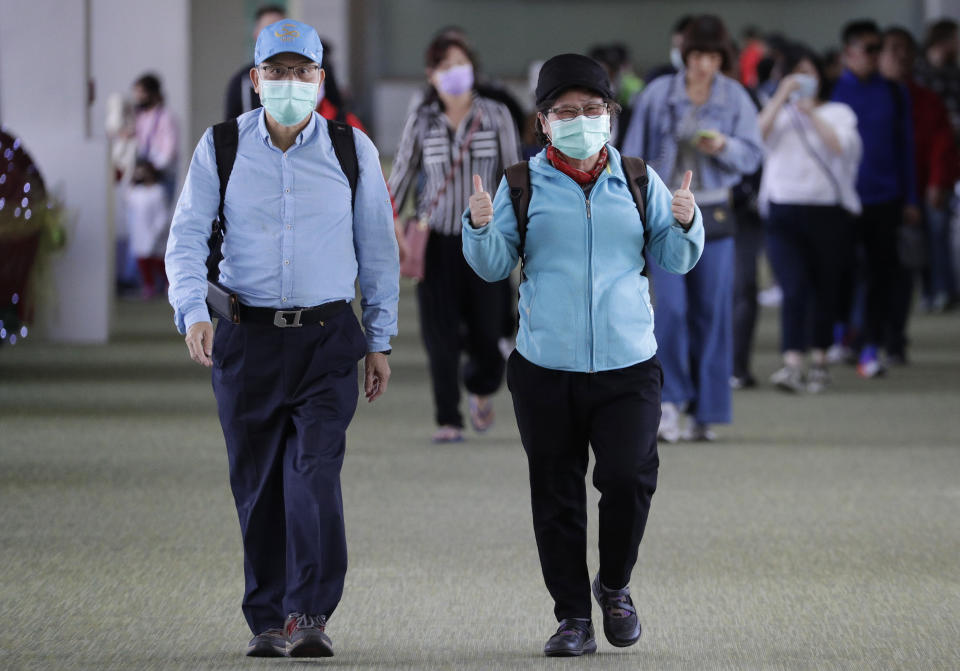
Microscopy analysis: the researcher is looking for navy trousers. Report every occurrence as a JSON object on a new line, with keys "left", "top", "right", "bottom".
{"left": 508, "top": 351, "right": 662, "bottom": 621}
{"left": 647, "top": 237, "right": 734, "bottom": 424}
{"left": 211, "top": 308, "right": 366, "bottom": 635}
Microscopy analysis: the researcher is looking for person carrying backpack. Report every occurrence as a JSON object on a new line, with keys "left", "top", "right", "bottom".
{"left": 164, "top": 20, "right": 398, "bottom": 659}
{"left": 463, "top": 53, "right": 704, "bottom": 657}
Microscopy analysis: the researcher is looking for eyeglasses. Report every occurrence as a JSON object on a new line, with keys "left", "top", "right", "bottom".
{"left": 547, "top": 103, "right": 609, "bottom": 121}
{"left": 259, "top": 63, "right": 321, "bottom": 81}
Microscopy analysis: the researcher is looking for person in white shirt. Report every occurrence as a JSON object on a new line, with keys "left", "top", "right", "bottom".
{"left": 126, "top": 159, "right": 170, "bottom": 298}
{"left": 757, "top": 43, "right": 862, "bottom": 393}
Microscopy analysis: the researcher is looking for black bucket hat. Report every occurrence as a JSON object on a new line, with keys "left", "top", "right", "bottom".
{"left": 535, "top": 53, "right": 613, "bottom": 106}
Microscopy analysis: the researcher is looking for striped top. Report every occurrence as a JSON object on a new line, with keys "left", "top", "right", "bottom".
{"left": 388, "top": 95, "right": 521, "bottom": 235}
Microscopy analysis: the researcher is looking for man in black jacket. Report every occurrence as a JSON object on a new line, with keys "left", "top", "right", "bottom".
{"left": 223, "top": 5, "right": 285, "bottom": 121}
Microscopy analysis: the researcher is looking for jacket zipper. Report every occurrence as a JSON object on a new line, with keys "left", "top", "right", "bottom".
{"left": 585, "top": 196, "right": 595, "bottom": 372}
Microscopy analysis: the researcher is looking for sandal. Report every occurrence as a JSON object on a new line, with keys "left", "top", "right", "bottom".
{"left": 468, "top": 395, "right": 495, "bottom": 433}
{"left": 432, "top": 425, "right": 464, "bottom": 444}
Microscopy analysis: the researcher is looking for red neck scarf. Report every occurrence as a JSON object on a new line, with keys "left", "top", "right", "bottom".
{"left": 547, "top": 145, "right": 608, "bottom": 185}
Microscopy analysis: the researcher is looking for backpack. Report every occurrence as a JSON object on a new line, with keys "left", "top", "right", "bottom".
{"left": 205, "top": 118, "right": 359, "bottom": 283}
{"left": 503, "top": 156, "right": 650, "bottom": 280}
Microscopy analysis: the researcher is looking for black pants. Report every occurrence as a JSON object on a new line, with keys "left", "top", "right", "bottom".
{"left": 507, "top": 351, "right": 661, "bottom": 621}
{"left": 766, "top": 203, "right": 849, "bottom": 352}
{"left": 857, "top": 202, "right": 904, "bottom": 349}
{"left": 417, "top": 232, "right": 507, "bottom": 427}
{"left": 212, "top": 308, "right": 367, "bottom": 635}
{"left": 733, "top": 215, "right": 763, "bottom": 378}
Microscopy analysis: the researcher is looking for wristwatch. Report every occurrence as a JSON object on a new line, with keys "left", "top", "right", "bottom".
{"left": 373, "top": 349, "right": 391, "bottom": 355}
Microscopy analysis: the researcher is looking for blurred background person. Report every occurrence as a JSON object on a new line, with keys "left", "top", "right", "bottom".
{"left": 126, "top": 158, "right": 170, "bottom": 300}
{"left": 739, "top": 26, "right": 768, "bottom": 90}
{"left": 132, "top": 73, "right": 178, "bottom": 204}
{"left": 758, "top": 43, "right": 862, "bottom": 393}
{"left": 622, "top": 14, "right": 763, "bottom": 441}
{"left": 644, "top": 15, "right": 693, "bottom": 84}
{"left": 223, "top": 4, "right": 286, "bottom": 120}
{"left": 388, "top": 34, "right": 521, "bottom": 444}
{"left": 915, "top": 19, "right": 960, "bottom": 144}
{"left": 831, "top": 20, "right": 920, "bottom": 376}
{"left": 881, "top": 27, "right": 959, "bottom": 316}
{"left": 588, "top": 43, "right": 643, "bottom": 146}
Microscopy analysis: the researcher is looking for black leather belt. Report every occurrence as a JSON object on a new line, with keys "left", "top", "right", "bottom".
{"left": 237, "top": 300, "right": 348, "bottom": 327}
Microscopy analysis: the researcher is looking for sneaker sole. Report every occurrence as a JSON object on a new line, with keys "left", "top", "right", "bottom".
{"left": 544, "top": 640, "right": 597, "bottom": 657}
{"left": 287, "top": 640, "right": 334, "bottom": 658}
{"left": 592, "top": 579, "right": 642, "bottom": 648}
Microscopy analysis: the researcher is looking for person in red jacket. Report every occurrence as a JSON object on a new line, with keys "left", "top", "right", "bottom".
{"left": 882, "top": 27, "right": 959, "bottom": 320}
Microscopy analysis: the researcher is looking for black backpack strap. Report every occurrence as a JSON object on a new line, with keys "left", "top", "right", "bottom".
{"left": 327, "top": 119, "right": 358, "bottom": 208}
{"left": 212, "top": 120, "right": 239, "bottom": 231}
{"left": 504, "top": 161, "right": 531, "bottom": 280}
{"left": 620, "top": 156, "right": 649, "bottom": 245}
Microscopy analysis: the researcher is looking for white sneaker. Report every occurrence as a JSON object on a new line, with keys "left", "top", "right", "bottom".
{"left": 770, "top": 365, "right": 805, "bottom": 393}
{"left": 806, "top": 366, "right": 831, "bottom": 394}
{"left": 826, "top": 343, "right": 853, "bottom": 365}
{"left": 681, "top": 416, "right": 717, "bottom": 442}
{"left": 658, "top": 402, "right": 681, "bottom": 443}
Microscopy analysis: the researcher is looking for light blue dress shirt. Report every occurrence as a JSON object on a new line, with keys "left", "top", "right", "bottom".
{"left": 165, "top": 109, "right": 399, "bottom": 352}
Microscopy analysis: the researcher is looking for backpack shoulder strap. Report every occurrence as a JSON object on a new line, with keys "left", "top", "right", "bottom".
{"left": 620, "top": 156, "right": 649, "bottom": 244}
{"left": 212, "top": 120, "right": 239, "bottom": 231}
{"left": 327, "top": 119, "right": 358, "bottom": 208}
{"left": 504, "top": 161, "right": 531, "bottom": 278}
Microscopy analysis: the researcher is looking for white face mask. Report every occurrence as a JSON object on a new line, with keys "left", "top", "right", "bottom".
{"left": 259, "top": 80, "right": 319, "bottom": 126}
{"left": 670, "top": 46, "right": 685, "bottom": 71}
{"left": 789, "top": 73, "right": 819, "bottom": 101}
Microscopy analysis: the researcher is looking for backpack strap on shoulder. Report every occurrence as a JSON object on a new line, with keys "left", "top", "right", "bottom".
{"left": 212, "top": 120, "right": 239, "bottom": 232}
{"left": 620, "top": 156, "right": 649, "bottom": 238}
{"left": 327, "top": 119, "right": 358, "bottom": 209}
{"left": 504, "top": 161, "right": 531, "bottom": 280}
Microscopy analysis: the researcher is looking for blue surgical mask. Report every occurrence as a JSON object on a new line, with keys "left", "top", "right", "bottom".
{"left": 548, "top": 114, "right": 610, "bottom": 160}
{"left": 259, "top": 80, "right": 319, "bottom": 126}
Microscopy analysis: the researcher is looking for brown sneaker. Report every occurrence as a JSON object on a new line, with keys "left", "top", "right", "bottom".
{"left": 245, "top": 628, "right": 286, "bottom": 657}
{"left": 285, "top": 613, "right": 333, "bottom": 658}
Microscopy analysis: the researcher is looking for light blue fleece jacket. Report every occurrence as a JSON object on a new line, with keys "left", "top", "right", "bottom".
{"left": 462, "top": 145, "right": 704, "bottom": 373}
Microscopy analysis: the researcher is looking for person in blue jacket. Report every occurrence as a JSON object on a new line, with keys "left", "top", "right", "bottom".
{"left": 621, "top": 14, "right": 763, "bottom": 442}
{"left": 463, "top": 53, "right": 704, "bottom": 657}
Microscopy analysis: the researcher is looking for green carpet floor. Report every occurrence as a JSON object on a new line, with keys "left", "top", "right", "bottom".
{"left": 1, "top": 285, "right": 959, "bottom": 670}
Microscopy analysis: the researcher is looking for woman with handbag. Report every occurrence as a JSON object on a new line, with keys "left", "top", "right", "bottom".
{"left": 388, "top": 34, "right": 521, "bottom": 443}
{"left": 621, "top": 14, "right": 763, "bottom": 442}
{"left": 464, "top": 53, "right": 703, "bottom": 656}
{"left": 757, "top": 44, "right": 862, "bottom": 393}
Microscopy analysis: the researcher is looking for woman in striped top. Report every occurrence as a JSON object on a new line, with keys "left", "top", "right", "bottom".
{"left": 388, "top": 34, "right": 522, "bottom": 444}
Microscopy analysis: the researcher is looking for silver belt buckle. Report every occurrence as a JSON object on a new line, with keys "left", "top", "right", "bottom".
{"left": 273, "top": 309, "right": 303, "bottom": 328}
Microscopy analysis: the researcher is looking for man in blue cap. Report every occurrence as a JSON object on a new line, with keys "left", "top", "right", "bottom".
{"left": 165, "top": 18, "right": 399, "bottom": 658}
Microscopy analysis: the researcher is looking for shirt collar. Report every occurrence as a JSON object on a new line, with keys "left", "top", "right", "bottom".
{"left": 256, "top": 108, "right": 319, "bottom": 149}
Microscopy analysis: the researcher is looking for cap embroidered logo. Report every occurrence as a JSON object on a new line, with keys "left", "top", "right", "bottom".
{"left": 275, "top": 24, "right": 300, "bottom": 41}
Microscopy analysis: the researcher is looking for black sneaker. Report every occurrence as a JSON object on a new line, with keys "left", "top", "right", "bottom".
{"left": 285, "top": 612, "right": 334, "bottom": 658}
{"left": 544, "top": 618, "right": 597, "bottom": 657}
{"left": 245, "top": 628, "right": 286, "bottom": 657}
{"left": 592, "top": 574, "right": 641, "bottom": 647}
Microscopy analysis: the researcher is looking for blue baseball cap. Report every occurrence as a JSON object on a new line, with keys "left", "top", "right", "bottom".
{"left": 255, "top": 19, "right": 323, "bottom": 65}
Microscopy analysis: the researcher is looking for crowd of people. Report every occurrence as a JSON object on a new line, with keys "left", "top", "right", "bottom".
{"left": 151, "top": 8, "right": 960, "bottom": 661}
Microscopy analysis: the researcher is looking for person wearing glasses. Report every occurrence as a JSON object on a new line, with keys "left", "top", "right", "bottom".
{"left": 831, "top": 20, "right": 920, "bottom": 377}
{"left": 165, "top": 20, "right": 398, "bottom": 659}
{"left": 621, "top": 14, "right": 763, "bottom": 442}
{"left": 464, "top": 53, "right": 704, "bottom": 656}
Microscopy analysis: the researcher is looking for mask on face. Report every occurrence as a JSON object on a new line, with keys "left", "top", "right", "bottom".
{"left": 670, "top": 46, "right": 685, "bottom": 71}
{"left": 259, "top": 79, "right": 319, "bottom": 126}
{"left": 789, "top": 73, "right": 819, "bottom": 101}
{"left": 548, "top": 114, "right": 610, "bottom": 160}
{"left": 435, "top": 64, "right": 474, "bottom": 96}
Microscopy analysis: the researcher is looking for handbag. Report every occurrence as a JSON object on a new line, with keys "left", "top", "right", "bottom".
{"left": 897, "top": 224, "right": 927, "bottom": 270}
{"left": 702, "top": 199, "right": 737, "bottom": 240}
{"left": 399, "top": 216, "right": 430, "bottom": 281}
{"left": 399, "top": 109, "right": 484, "bottom": 281}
